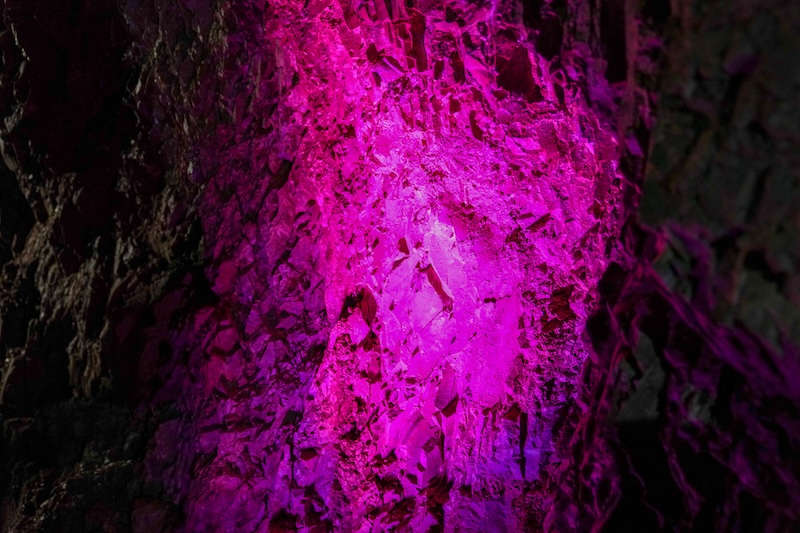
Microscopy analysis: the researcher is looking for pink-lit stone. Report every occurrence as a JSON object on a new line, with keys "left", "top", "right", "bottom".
{"left": 146, "top": 1, "right": 626, "bottom": 530}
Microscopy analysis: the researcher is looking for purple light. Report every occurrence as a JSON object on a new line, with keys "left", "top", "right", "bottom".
{"left": 144, "top": 1, "right": 626, "bottom": 529}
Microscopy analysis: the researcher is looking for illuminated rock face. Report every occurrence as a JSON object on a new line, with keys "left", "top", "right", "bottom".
{"left": 3, "top": 0, "right": 799, "bottom": 531}
{"left": 146, "top": 1, "right": 625, "bottom": 530}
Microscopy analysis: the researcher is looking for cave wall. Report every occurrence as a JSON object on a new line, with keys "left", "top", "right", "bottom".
{"left": 578, "top": 0, "right": 800, "bottom": 530}
{"left": 0, "top": 0, "right": 797, "bottom": 531}
{"left": 146, "top": 1, "right": 627, "bottom": 529}
{"left": 0, "top": 0, "right": 211, "bottom": 529}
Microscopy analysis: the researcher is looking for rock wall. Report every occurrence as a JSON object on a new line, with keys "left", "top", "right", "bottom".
{"left": 573, "top": 0, "right": 800, "bottom": 530}
{"left": 0, "top": 0, "right": 798, "bottom": 531}
{"left": 0, "top": 0, "right": 211, "bottom": 529}
{"left": 149, "top": 1, "right": 626, "bottom": 530}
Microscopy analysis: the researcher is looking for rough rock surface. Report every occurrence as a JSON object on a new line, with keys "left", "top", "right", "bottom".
{"left": 150, "top": 1, "right": 627, "bottom": 530}
{"left": 0, "top": 0, "right": 798, "bottom": 531}
{"left": 572, "top": 1, "right": 800, "bottom": 530}
{"left": 0, "top": 0, "right": 209, "bottom": 530}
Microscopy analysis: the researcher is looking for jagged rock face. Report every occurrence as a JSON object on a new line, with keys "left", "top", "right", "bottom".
{"left": 0, "top": 0, "right": 204, "bottom": 530}
{"left": 580, "top": 1, "right": 800, "bottom": 530}
{"left": 140, "top": 1, "right": 628, "bottom": 530}
{"left": 1, "top": 0, "right": 798, "bottom": 532}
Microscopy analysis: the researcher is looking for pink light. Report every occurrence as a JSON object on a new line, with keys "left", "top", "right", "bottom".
{"left": 145, "top": 1, "right": 627, "bottom": 530}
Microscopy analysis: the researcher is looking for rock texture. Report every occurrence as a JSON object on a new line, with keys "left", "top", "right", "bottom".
{"left": 0, "top": 0, "right": 798, "bottom": 532}
{"left": 0, "top": 0, "right": 209, "bottom": 529}
{"left": 149, "top": 1, "right": 627, "bottom": 530}
{"left": 571, "top": 1, "right": 800, "bottom": 530}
